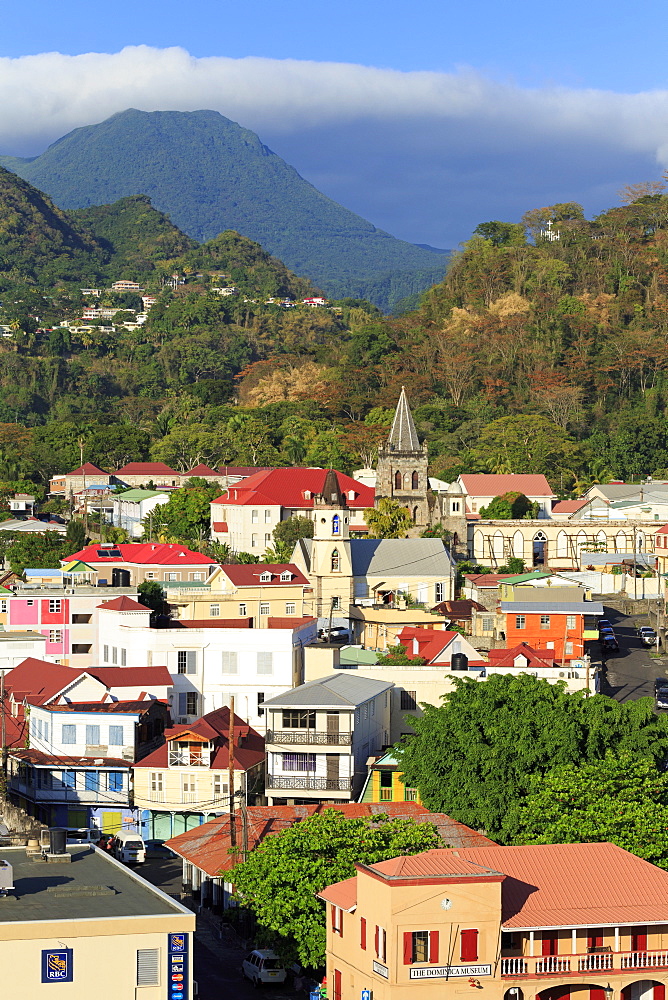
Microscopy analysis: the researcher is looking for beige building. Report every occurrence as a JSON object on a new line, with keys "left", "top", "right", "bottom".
{"left": 0, "top": 842, "right": 194, "bottom": 997}
{"left": 319, "top": 841, "right": 668, "bottom": 1000}
{"left": 168, "top": 562, "right": 313, "bottom": 626}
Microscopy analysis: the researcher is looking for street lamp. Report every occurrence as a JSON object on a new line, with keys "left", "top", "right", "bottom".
{"left": 603, "top": 985, "right": 614, "bottom": 998}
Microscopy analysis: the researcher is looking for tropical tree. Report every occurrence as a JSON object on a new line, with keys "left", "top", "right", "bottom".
{"left": 364, "top": 498, "right": 412, "bottom": 538}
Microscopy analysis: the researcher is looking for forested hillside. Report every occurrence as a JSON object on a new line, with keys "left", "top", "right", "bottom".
{"left": 0, "top": 187, "right": 666, "bottom": 493}
{"left": 0, "top": 109, "right": 447, "bottom": 311}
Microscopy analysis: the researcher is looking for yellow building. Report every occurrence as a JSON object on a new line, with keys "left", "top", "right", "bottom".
{"left": 167, "top": 563, "right": 313, "bottom": 626}
{"left": 319, "top": 841, "right": 668, "bottom": 1000}
{"left": 359, "top": 751, "right": 422, "bottom": 805}
{"left": 0, "top": 842, "right": 194, "bottom": 998}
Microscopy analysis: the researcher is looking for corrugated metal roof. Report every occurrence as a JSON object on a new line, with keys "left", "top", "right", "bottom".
{"left": 350, "top": 538, "right": 453, "bottom": 576}
{"left": 368, "top": 851, "right": 502, "bottom": 879}
{"left": 501, "top": 601, "right": 604, "bottom": 614}
{"left": 262, "top": 672, "right": 393, "bottom": 709}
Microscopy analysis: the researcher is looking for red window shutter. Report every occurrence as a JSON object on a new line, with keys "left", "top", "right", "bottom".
{"left": 334, "top": 970, "right": 342, "bottom": 1000}
{"left": 632, "top": 927, "right": 647, "bottom": 952}
{"left": 587, "top": 929, "right": 603, "bottom": 949}
{"left": 654, "top": 985, "right": 665, "bottom": 1000}
{"left": 339, "top": 911, "right": 343, "bottom": 939}
{"left": 404, "top": 931, "right": 413, "bottom": 965}
{"left": 429, "top": 931, "right": 439, "bottom": 963}
{"left": 461, "top": 929, "right": 478, "bottom": 962}
{"left": 542, "top": 932, "right": 558, "bottom": 956}
{"left": 331, "top": 905, "right": 336, "bottom": 932}
{"left": 374, "top": 925, "right": 379, "bottom": 957}
{"left": 360, "top": 917, "right": 366, "bottom": 950}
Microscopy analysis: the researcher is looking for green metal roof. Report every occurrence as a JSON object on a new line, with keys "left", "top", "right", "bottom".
{"left": 503, "top": 571, "right": 553, "bottom": 584}
{"left": 116, "top": 489, "right": 167, "bottom": 501}
{"left": 61, "top": 560, "right": 97, "bottom": 574}
{"left": 339, "top": 646, "right": 379, "bottom": 666}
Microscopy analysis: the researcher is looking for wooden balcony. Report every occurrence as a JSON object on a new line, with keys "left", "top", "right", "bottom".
{"left": 501, "top": 951, "right": 668, "bottom": 978}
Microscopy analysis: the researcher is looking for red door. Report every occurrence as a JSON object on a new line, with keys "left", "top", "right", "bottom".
{"left": 542, "top": 932, "right": 559, "bottom": 956}
{"left": 333, "top": 970, "right": 342, "bottom": 1000}
{"left": 632, "top": 927, "right": 647, "bottom": 952}
{"left": 591, "top": 989, "right": 605, "bottom": 1000}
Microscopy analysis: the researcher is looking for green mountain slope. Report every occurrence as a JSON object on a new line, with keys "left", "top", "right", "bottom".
{"left": 0, "top": 109, "right": 447, "bottom": 311}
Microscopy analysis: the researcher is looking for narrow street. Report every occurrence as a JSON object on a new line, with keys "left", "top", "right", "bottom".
{"left": 598, "top": 605, "right": 668, "bottom": 704}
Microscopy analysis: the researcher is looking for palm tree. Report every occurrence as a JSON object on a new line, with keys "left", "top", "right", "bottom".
{"left": 364, "top": 498, "right": 413, "bottom": 539}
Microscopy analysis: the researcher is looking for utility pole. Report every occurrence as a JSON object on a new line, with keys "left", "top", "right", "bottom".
{"left": 228, "top": 695, "right": 236, "bottom": 849}
{"left": 1, "top": 670, "right": 6, "bottom": 781}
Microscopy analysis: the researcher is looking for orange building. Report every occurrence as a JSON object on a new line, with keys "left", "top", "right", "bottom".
{"left": 501, "top": 599, "right": 602, "bottom": 661}
{"left": 319, "top": 841, "right": 668, "bottom": 1000}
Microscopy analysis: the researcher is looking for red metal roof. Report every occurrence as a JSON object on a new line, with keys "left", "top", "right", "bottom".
{"left": 464, "top": 573, "right": 515, "bottom": 587}
{"left": 367, "top": 852, "right": 501, "bottom": 879}
{"left": 318, "top": 877, "right": 358, "bottom": 910}
{"left": 5, "top": 658, "right": 92, "bottom": 706}
{"left": 267, "top": 616, "right": 315, "bottom": 629}
{"left": 165, "top": 804, "right": 495, "bottom": 877}
{"left": 88, "top": 666, "right": 172, "bottom": 688}
{"left": 134, "top": 707, "right": 264, "bottom": 771}
{"left": 10, "top": 748, "right": 130, "bottom": 767}
{"left": 221, "top": 564, "right": 309, "bottom": 587}
{"left": 212, "top": 468, "right": 374, "bottom": 510}
{"left": 67, "top": 463, "right": 108, "bottom": 476}
{"left": 63, "top": 543, "right": 216, "bottom": 566}
{"left": 460, "top": 474, "right": 556, "bottom": 498}
{"left": 116, "top": 462, "right": 181, "bottom": 477}
{"left": 487, "top": 642, "right": 556, "bottom": 669}
{"left": 551, "top": 498, "right": 590, "bottom": 514}
{"left": 97, "top": 596, "right": 149, "bottom": 612}
{"left": 186, "top": 465, "right": 222, "bottom": 477}
{"left": 212, "top": 521, "right": 228, "bottom": 532}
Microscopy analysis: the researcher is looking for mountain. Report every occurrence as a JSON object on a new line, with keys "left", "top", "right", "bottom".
{"left": 0, "top": 109, "right": 447, "bottom": 311}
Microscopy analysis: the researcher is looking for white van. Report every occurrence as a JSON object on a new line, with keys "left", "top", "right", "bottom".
{"left": 40, "top": 828, "right": 99, "bottom": 848}
{"left": 111, "top": 830, "right": 146, "bottom": 865}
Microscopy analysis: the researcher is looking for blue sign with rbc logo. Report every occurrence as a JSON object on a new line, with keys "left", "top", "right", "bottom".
{"left": 42, "top": 949, "right": 73, "bottom": 983}
{"left": 168, "top": 933, "right": 189, "bottom": 1000}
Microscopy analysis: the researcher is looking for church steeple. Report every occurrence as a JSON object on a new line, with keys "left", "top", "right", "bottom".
{"left": 313, "top": 470, "right": 350, "bottom": 540}
{"left": 387, "top": 386, "right": 421, "bottom": 452}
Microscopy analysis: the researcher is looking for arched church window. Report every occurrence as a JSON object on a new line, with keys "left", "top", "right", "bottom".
{"left": 412, "top": 471, "right": 419, "bottom": 489}
{"left": 394, "top": 470, "right": 402, "bottom": 490}
{"left": 332, "top": 514, "right": 340, "bottom": 535}
{"left": 331, "top": 548, "right": 340, "bottom": 572}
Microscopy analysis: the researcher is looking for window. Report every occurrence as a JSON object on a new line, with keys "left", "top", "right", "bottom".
{"left": 260, "top": 603, "right": 270, "bottom": 616}
{"left": 482, "top": 616, "right": 494, "bottom": 630}
{"left": 209, "top": 604, "right": 220, "bottom": 617}
{"left": 375, "top": 925, "right": 387, "bottom": 963}
{"left": 26, "top": 599, "right": 33, "bottom": 607}
{"left": 257, "top": 651, "right": 273, "bottom": 674}
{"left": 49, "top": 630, "right": 62, "bottom": 644}
{"left": 565, "top": 641, "right": 574, "bottom": 655}
{"left": 265, "top": 509, "right": 271, "bottom": 522}
{"left": 265, "top": 534, "right": 271, "bottom": 546}
{"left": 150, "top": 772, "right": 163, "bottom": 792}
{"left": 62, "top": 725, "right": 76, "bottom": 745}
{"left": 282, "top": 710, "right": 315, "bottom": 729}
{"left": 403, "top": 931, "right": 439, "bottom": 964}
{"left": 260, "top": 572, "right": 272, "bottom": 583}
{"left": 435, "top": 582, "right": 444, "bottom": 603}
{"left": 412, "top": 471, "right": 419, "bottom": 489}
{"left": 360, "top": 916, "right": 367, "bottom": 950}
{"left": 0, "top": 600, "right": 6, "bottom": 614}
{"left": 84, "top": 771, "right": 99, "bottom": 791}
{"left": 239, "top": 603, "right": 247, "bottom": 616}
{"left": 37, "top": 770, "right": 52, "bottom": 790}
{"left": 251, "top": 534, "right": 258, "bottom": 548}
{"left": 285, "top": 602, "right": 296, "bottom": 615}
{"left": 332, "top": 514, "right": 340, "bottom": 535}
{"left": 461, "top": 929, "right": 479, "bottom": 962}
{"left": 72, "top": 643, "right": 92, "bottom": 654}
{"left": 103, "top": 645, "right": 109, "bottom": 662}
{"left": 401, "top": 690, "right": 417, "bottom": 710}
{"left": 108, "top": 772, "right": 123, "bottom": 792}
{"left": 257, "top": 692, "right": 265, "bottom": 717}
{"left": 192, "top": 572, "right": 203, "bottom": 581}
{"left": 136, "top": 949, "right": 160, "bottom": 987}
{"left": 251, "top": 510, "right": 259, "bottom": 523}
{"left": 213, "top": 774, "right": 228, "bottom": 797}
{"left": 181, "top": 774, "right": 196, "bottom": 795}
{"left": 86, "top": 725, "right": 101, "bottom": 745}
{"left": 540, "top": 615, "right": 551, "bottom": 629}
{"left": 394, "top": 470, "right": 402, "bottom": 490}
{"left": 185, "top": 692, "right": 198, "bottom": 716}
{"left": 333, "top": 970, "right": 342, "bottom": 1000}
{"left": 221, "top": 651, "right": 238, "bottom": 674}
{"left": 566, "top": 615, "right": 576, "bottom": 629}
{"left": 109, "top": 725, "right": 124, "bottom": 746}
{"left": 331, "top": 548, "right": 340, "bottom": 572}
{"left": 112, "top": 646, "right": 117, "bottom": 664}
{"left": 120, "top": 647, "right": 126, "bottom": 666}
{"left": 282, "top": 753, "right": 316, "bottom": 771}
{"left": 48, "top": 599, "right": 62, "bottom": 614}
{"left": 177, "top": 650, "right": 197, "bottom": 674}
{"left": 404, "top": 787, "right": 418, "bottom": 801}
{"left": 515, "top": 615, "right": 526, "bottom": 629}
{"left": 280, "top": 571, "right": 292, "bottom": 581}
{"left": 332, "top": 596, "right": 341, "bottom": 610}
{"left": 61, "top": 770, "right": 75, "bottom": 788}
{"left": 166, "top": 572, "right": 178, "bottom": 581}
{"left": 145, "top": 572, "right": 156, "bottom": 580}
{"left": 452, "top": 501, "right": 460, "bottom": 512}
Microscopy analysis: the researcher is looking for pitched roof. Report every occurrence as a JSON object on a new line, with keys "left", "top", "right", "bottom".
{"left": 459, "top": 474, "right": 556, "bottom": 498}
{"left": 367, "top": 851, "right": 503, "bottom": 880}
{"left": 115, "top": 489, "right": 168, "bottom": 501}
{"left": 164, "top": 803, "right": 494, "bottom": 877}
{"left": 501, "top": 601, "right": 604, "bottom": 614}
{"left": 9, "top": 748, "right": 130, "bottom": 767}
{"left": 487, "top": 642, "right": 557, "bottom": 669}
{"left": 87, "top": 666, "right": 172, "bottom": 688}
{"left": 5, "top": 658, "right": 90, "bottom": 706}
{"left": 387, "top": 387, "right": 420, "bottom": 452}
{"left": 63, "top": 543, "right": 215, "bottom": 566}
{"left": 220, "top": 564, "right": 309, "bottom": 587}
{"left": 464, "top": 573, "right": 516, "bottom": 587}
{"left": 431, "top": 599, "right": 486, "bottom": 617}
{"left": 318, "top": 877, "right": 358, "bottom": 911}
{"left": 116, "top": 462, "right": 181, "bottom": 477}
{"left": 551, "top": 498, "right": 589, "bottom": 514}
{"left": 133, "top": 707, "right": 264, "bottom": 772}
{"left": 186, "top": 465, "right": 222, "bottom": 477}
{"left": 45, "top": 700, "right": 160, "bottom": 714}
{"left": 67, "top": 463, "right": 108, "bottom": 476}
{"left": 346, "top": 538, "right": 452, "bottom": 577}
{"left": 97, "top": 596, "right": 149, "bottom": 612}
{"left": 212, "top": 468, "right": 374, "bottom": 510}
{"left": 261, "top": 673, "right": 393, "bottom": 709}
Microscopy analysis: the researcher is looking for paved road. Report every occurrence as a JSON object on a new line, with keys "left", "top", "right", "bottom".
{"left": 598, "top": 605, "right": 667, "bottom": 704}
{"left": 139, "top": 857, "right": 305, "bottom": 1000}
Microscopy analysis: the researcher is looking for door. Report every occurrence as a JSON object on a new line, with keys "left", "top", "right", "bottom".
{"left": 632, "top": 928, "right": 647, "bottom": 952}
{"left": 542, "top": 931, "right": 559, "bottom": 956}
{"left": 326, "top": 755, "right": 339, "bottom": 789}
{"left": 327, "top": 713, "right": 339, "bottom": 742}
{"left": 102, "top": 811, "right": 122, "bottom": 834}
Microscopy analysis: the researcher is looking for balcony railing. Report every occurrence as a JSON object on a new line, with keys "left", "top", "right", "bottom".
{"left": 168, "top": 750, "right": 210, "bottom": 766}
{"left": 266, "top": 775, "right": 353, "bottom": 791}
{"left": 501, "top": 950, "right": 668, "bottom": 978}
{"left": 265, "top": 730, "right": 352, "bottom": 746}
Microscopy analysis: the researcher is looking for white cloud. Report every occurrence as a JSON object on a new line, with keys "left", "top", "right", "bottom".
{"left": 1, "top": 45, "right": 668, "bottom": 244}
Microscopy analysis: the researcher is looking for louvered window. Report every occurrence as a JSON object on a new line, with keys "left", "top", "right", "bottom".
{"left": 136, "top": 948, "right": 160, "bottom": 986}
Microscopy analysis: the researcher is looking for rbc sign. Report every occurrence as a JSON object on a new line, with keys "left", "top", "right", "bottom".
{"left": 42, "top": 949, "right": 73, "bottom": 983}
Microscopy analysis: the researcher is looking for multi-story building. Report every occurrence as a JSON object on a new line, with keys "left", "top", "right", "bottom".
{"left": 262, "top": 673, "right": 393, "bottom": 806}
{"left": 110, "top": 489, "right": 170, "bottom": 538}
{"left": 359, "top": 750, "right": 422, "bottom": 805}
{"left": 502, "top": 597, "right": 603, "bottom": 662}
{"left": 132, "top": 707, "right": 265, "bottom": 841}
{"left": 114, "top": 462, "right": 181, "bottom": 488}
{"left": 62, "top": 542, "right": 218, "bottom": 587}
{"left": 0, "top": 844, "right": 194, "bottom": 999}
{"left": 95, "top": 599, "right": 317, "bottom": 732}
{"left": 319, "top": 841, "right": 668, "bottom": 1000}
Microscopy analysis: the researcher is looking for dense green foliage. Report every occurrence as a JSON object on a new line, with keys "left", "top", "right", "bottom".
{"left": 515, "top": 751, "right": 668, "bottom": 867}
{"left": 229, "top": 810, "right": 441, "bottom": 968}
{"left": 363, "top": 497, "right": 413, "bottom": 538}
{"left": 376, "top": 643, "right": 427, "bottom": 666}
{"left": 394, "top": 674, "right": 668, "bottom": 841}
{"left": 0, "top": 109, "right": 446, "bottom": 311}
{"left": 7, "top": 531, "right": 67, "bottom": 576}
{"left": 479, "top": 491, "right": 538, "bottom": 519}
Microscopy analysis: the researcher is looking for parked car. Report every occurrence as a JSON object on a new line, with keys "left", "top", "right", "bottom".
{"left": 639, "top": 627, "right": 658, "bottom": 647}
{"left": 599, "top": 627, "right": 615, "bottom": 639}
{"left": 655, "top": 678, "right": 668, "bottom": 709}
{"left": 242, "top": 950, "right": 287, "bottom": 987}
{"left": 598, "top": 619, "right": 612, "bottom": 630}
{"left": 602, "top": 636, "right": 620, "bottom": 654}
{"left": 318, "top": 626, "right": 350, "bottom": 643}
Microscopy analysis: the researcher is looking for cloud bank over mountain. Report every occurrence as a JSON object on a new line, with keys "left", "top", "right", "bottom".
{"left": 2, "top": 45, "right": 667, "bottom": 245}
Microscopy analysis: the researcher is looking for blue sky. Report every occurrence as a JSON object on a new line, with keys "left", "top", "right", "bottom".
{"left": 2, "top": 1, "right": 668, "bottom": 247}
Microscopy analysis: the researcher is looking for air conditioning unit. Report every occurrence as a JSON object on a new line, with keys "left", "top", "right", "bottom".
{"left": 178, "top": 718, "right": 188, "bottom": 725}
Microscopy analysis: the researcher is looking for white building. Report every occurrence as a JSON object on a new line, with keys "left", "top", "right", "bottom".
{"left": 111, "top": 489, "right": 170, "bottom": 538}
{"left": 262, "top": 673, "right": 392, "bottom": 805}
{"left": 457, "top": 473, "right": 556, "bottom": 518}
{"left": 95, "top": 601, "right": 318, "bottom": 732}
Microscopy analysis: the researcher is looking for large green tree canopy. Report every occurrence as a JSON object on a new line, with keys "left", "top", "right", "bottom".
{"left": 395, "top": 674, "right": 668, "bottom": 841}
{"left": 229, "top": 809, "right": 441, "bottom": 969}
